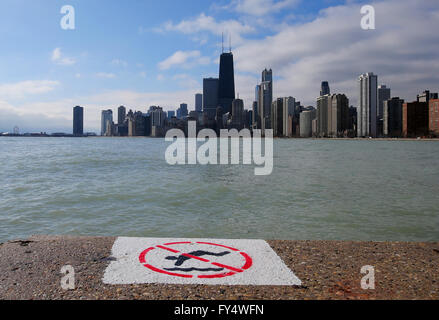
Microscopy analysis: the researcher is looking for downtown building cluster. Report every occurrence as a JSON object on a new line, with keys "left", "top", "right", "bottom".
{"left": 68, "top": 49, "right": 439, "bottom": 139}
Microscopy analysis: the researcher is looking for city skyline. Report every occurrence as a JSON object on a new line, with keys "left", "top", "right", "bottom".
{"left": 1, "top": 0, "right": 439, "bottom": 133}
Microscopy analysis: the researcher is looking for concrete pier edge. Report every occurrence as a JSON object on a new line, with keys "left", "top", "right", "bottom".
{"left": 0, "top": 235, "right": 438, "bottom": 300}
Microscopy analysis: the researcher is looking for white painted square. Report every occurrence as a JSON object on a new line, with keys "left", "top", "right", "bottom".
{"left": 103, "top": 237, "right": 302, "bottom": 286}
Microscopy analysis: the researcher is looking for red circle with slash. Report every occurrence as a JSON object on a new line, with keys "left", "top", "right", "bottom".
{"left": 138, "top": 241, "right": 253, "bottom": 279}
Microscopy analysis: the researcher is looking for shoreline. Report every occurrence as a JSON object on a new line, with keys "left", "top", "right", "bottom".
{"left": 1, "top": 135, "right": 439, "bottom": 141}
{"left": 1, "top": 235, "right": 438, "bottom": 300}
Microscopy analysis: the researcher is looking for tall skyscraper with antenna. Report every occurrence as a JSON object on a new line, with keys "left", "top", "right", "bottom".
{"left": 218, "top": 33, "right": 235, "bottom": 115}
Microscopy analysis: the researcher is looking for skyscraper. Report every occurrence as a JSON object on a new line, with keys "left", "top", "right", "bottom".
{"left": 231, "top": 98, "right": 244, "bottom": 129}
{"left": 252, "top": 101, "right": 258, "bottom": 129}
{"left": 195, "top": 93, "right": 203, "bottom": 112}
{"left": 300, "top": 109, "right": 316, "bottom": 138}
{"left": 179, "top": 103, "right": 188, "bottom": 118}
{"left": 203, "top": 78, "right": 219, "bottom": 124}
{"left": 150, "top": 106, "right": 167, "bottom": 128}
{"left": 378, "top": 85, "right": 391, "bottom": 119}
{"left": 330, "top": 94, "right": 350, "bottom": 137}
{"left": 167, "top": 110, "right": 175, "bottom": 119}
{"left": 383, "top": 97, "right": 404, "bottom": 137}
{"left": 73, "top": 106, "right": 84, "bottom": 136}
{"left": 282, "top": 97, "right": 295, "bottom": 137}
{"left": 317, "top": 95, "right": 331, "bottom": 137}
{"left": 258, "top": 69, "right": 273, "bottom": 133}
{"left": 320, "top": 81, "right": 330, "bottom": 96}
{"left": 101, "top": 109, "right": 113, "bottom": 136}
{"left": 377, "top": 85, "right": 391, "bottom": 136}
{"left": 218, "top": 52, "right": 235, "bottom": 115}
{"left": 358, "top": 73, "right": 378, "bottom": 137}
{"left": 255, "top": 84, "right": 261, "bottom": 128}
{"left": 271, "top": 98, "right": 284, "bottom": 137}
{"left": 118, "top": 106, "right": 126, "bottom": 125}
{"left": 403, "top": 101, "right": 429, "bottom": 138}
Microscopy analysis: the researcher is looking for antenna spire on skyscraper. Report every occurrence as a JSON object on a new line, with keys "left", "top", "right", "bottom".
{"left": 222, "top": 32, "right": 224, "bottom": 53}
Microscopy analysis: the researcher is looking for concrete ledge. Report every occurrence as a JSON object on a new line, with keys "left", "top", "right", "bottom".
{"left": 1, "top": 235, "right": 438, "bottom": 300}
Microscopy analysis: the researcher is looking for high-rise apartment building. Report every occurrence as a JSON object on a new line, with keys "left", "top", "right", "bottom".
{"left": 195, "top": 93, "right": 203, "bottom": 112}
{"left": 329, "top": 94, "right": 350, "bottom": 137}
{"left": 257, "top": 69, "right": 273, "bottom": 134}
{"left": 252, "top": 101, "right": 258, "bottom": 129}
{"left": 101, "top": 109, "right": 113, "bottom": 136}
{"left": 300, "top": 109, "right": 316, "bottom": 138}
{"left": 118, "top": 106, "right": 126, "bottom": 125}
{"left": 430, "top": 99, "right": 439, "bottom": 135}
{"left": 377, "top": 85, "right": 391, "bottom": 136}
{"left": 271, "top": 98, "right": 284, "bottom": 137}
{"left": 383, "top": 97, "right": 404, "bottom": 137}
{"left": 150, "top": 106, "right": 167, "bottom": 128}
{"left": 231, "top": 98, "right": 244, "bottom": 129}
{"left": 73, "top": 106, "right": 84, "bottom": 136}
{"left": 167, "top": 110, "right": 175, "bottom": 119}
{"left": 317, "top": 94, "right": 331, "bottom": 137}
{"left": 378, "top": 85, "right": 391, "bottom": 119}
{"left": 280, "top": 97, "right": 295, "bottom": 137}
{"left": 178, "top": 104, "right": 188, "bottom": 119}
{"left": 358, "top": 73, "right": 378, "bottom": 137}
{"left": 203, "top": 78, "right": 219, "bottom": 123}
{"left": 402, "top": 101, "right": 429, "bottom": 138}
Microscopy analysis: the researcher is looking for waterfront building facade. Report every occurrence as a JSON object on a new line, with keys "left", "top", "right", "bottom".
{"left": 73, "top": 106, "right": 84, "bottom": 136}
{"left": 101, "top": 109, "right": 113, "bottom": 136}
{"left": 329, "top": 94, "right": 349, "bottom": 137}
{"left": 402, "top": 101, "right": 429, "bottom": 137}
{"left": 203, "top": 77, "right": 219, "bottom": 124}
{"left": 430, "top": 99, "right": 439, "bottom": 136}
{"left": 358, "top": 73, "right": 378, "bottom": 137}
{"left": 195, "top": 93, "right": 203, "bottom": 112}
{"left": 300, "top": 109, "right": 316, "bottom": 138}
{"left": 383, "top": 97, "right": 404, "bottom": 137}
{"left": 317, "top": 94, "right": 331, "bottom": 137}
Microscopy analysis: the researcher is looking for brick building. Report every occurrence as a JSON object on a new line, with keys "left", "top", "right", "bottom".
{"left": 430, "top": 99, "right": 439, "bottom": 136}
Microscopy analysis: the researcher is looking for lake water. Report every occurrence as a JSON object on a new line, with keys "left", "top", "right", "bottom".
{"left": 1, "top": 137, "right": 438, "bottom": 242}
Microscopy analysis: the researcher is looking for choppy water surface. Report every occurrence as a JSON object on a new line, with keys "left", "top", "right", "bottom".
{"left": 1, "top": 137, "right": 438, "bottom": 242}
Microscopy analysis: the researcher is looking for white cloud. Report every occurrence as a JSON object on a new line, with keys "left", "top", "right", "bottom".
{"left": 233, "top": 0, "right": 300, "bottom": 16}
{"left": 96, "top": 72, "right": 117, "bottom": 79}
{"left": 51, "top": 48, "right": 76, "bottom": 66}
{"left": 158, "top": 50, "right": 210, "bottom": 70}
{"left": 233, "top": 0, "right": 439, "bottom": 108}
{"left": 156, "top": 13, "right": 255, "bottom": 44}
{"left": 172, "top": 74, "right": 201, "bottom": 89}
{"left": 111, "top": 59, "right": 128, "bottom": 67}
{"left": 0, "top": 80, "right": 60, "bottom": 99}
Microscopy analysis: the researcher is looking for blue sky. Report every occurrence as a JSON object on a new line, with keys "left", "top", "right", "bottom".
{"left": 0, "top": 0, "right": 438, "bottom": 133}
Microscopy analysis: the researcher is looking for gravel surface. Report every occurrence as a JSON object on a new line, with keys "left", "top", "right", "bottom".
{"left": 0, "top": 235, "right": 438, "bottom": 300}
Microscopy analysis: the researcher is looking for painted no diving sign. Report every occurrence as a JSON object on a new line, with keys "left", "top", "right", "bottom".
{"left": 103, "top": 238, "right": 302, "bottom": 286}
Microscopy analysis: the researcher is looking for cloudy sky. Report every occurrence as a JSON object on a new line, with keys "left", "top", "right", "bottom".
{"left": 0, "top": 0, "right": 438, "bottom": 133}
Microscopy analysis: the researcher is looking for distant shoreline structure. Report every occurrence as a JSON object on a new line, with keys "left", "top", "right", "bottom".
{"left": 1, "top": 134, "right": 438, "bottom": 141}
